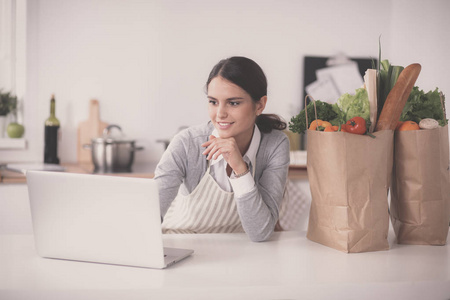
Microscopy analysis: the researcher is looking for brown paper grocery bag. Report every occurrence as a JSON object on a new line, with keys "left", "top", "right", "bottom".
{"left": 306, "top": 129, "right": 394, "bottom": 253}
{"left": 390, "top": 125, "right": 450, "bottom": 245}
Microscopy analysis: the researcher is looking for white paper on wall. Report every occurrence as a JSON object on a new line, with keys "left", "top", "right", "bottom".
{"left": 305, "top": 75, "right": 341, "bottom": 104}
{"left": 315, "top": 62, "right": 364, "bottom": 96}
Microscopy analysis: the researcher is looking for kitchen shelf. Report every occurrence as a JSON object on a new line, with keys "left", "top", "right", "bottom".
{"left": 0, "top": 138, "right": 27, "bottom": 149}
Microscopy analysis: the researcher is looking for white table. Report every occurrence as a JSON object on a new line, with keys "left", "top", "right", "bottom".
{"left": 1, "top": 231, "right": 449, "bottom": 300}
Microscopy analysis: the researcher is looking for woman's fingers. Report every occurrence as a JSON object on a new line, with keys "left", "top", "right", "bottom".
{"left": 205, "top": 142, "right": 227, "bottom": 160}
{"left": 201, "top": 135, "right": 216, "bottom": 148}
{"left": 201, "top": 135, "right": 216, "bottom": 155}
{"left": 206, "top": 145, "right": 219, "bottom": 160}
{"left": 201, "top": 136, "right": 246, "bottom": 173}
{"left": 210, "top": 147, "right": 222, "bottom": 160}
{"left": 202, "top": 136, "right": 234, "bottom": 160}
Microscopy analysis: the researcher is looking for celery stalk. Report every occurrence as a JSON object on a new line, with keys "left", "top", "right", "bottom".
{"left": 376, "top": 59, "right": 403, "bottom": 119}
{"left": 389, "top": 66, "right": 404, "bottom": 91}
{"left": 377, "top": 61, "right": 389, "bottom": 118}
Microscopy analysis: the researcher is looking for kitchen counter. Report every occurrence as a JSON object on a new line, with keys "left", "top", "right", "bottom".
{"left": 0, "top": 162, "right": 157, "bottom": 184}
{"left": 0, "top": 163, "right": 307, "bottom": 183}
{"left": 1, "top": 230, "right": 449, "bottom": 299}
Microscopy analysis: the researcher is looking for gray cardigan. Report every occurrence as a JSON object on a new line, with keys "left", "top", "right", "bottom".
{"left": 154, "top": 122, "right": 290, "bottom": 242}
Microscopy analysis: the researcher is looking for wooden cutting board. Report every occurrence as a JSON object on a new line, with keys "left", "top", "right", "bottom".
{"left": 77, "top": 99, "right": 108, "bottom": 163}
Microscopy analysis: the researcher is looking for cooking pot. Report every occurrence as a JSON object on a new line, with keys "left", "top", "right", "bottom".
{"left": 83, "top": 124, "right": 144, "bottom": 173}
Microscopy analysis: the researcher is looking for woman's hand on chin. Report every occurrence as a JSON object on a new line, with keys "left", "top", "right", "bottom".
{"left": 201, "top": 135, "right": 247, "bottom": 174}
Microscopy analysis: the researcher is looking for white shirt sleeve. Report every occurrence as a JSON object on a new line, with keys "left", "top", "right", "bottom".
{"left": 229, "top": 171, "right": 256, "bottom": 197}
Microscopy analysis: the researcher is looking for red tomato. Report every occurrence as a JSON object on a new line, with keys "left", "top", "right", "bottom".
{"left": 345, "top": 117, "right": 367, "bottom": 135}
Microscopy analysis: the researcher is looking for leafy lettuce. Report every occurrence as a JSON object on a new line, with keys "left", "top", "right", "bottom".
{"left": 400, "top": 87, "right": 448, "bottom": 126}
{"left": 333, "top": 88, "right": 370, "bottom": 125}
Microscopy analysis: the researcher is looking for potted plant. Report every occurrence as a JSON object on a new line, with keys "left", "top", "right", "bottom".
{"left": 0, "top": 90, "right": 18, "bottom": 138}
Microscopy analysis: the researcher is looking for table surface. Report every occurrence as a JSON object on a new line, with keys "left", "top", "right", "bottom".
{"left": 1, "top": 231, "right": 449, "bottom": 300}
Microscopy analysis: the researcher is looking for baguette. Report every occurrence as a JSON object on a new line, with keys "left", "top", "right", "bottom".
{"left": 375, "top": 63, "right": 421, "bottom": 131}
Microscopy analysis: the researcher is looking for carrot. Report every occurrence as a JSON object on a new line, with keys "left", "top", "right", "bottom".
{"left": 375, "top": 63, "right": 421, "bottom": 131}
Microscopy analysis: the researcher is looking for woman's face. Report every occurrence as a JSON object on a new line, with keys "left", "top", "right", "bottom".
{"left": 207, "top": 76, "right": 266, "bottom": 147}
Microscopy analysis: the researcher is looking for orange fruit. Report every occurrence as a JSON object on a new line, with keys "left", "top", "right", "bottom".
{"left": 395, "top": 121, "right": 404, "bottom": 130}
{"left": 398, "top": 121, "right": 420, "bottom": 131}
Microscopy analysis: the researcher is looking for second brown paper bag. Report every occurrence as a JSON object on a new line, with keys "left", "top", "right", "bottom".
{"left": 390, "top": 125, "right": 450, "bottom": 245}
{"left": 306, "top": 129, "right": 394, "bottom": 253}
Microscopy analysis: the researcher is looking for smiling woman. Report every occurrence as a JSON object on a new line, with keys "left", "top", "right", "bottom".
{"left": 154, "top": 56, "right": 290, "bottom": 242}
{"left": 206, "top": 76, "right": 263, "bottom": 168}
{"left": 206, "top": 56, "right": 286, "bottom": 134}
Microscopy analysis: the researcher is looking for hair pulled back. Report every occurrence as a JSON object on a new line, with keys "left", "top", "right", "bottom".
{"left": 206, "top": 56, "right": 286, "bottom": 133}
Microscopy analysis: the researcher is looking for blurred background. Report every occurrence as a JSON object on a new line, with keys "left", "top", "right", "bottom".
{"left": 1, "top": 0, "right": 449, "bottom": 165}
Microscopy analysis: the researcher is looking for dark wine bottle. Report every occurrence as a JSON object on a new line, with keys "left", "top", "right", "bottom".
{"left": 44, "top": 94, "right": 60, "bottom": 164}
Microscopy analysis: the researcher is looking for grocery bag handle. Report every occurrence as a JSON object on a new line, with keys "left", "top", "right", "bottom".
{"left": 440, "top": 92, "right": 447, "bottom": 120}
{"left": 304, "top": 94, "right": 319, "bottom": 131}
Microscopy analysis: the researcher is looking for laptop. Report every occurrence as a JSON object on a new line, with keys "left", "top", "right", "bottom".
{"left": 26, "top": 170, "right": 193, "bottom": 269}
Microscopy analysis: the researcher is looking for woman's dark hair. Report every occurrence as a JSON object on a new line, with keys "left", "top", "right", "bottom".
{"left": 206, "top": 56, "right": 286, "bottom": 133}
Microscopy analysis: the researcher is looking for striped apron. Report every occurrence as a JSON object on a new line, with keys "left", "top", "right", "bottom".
{"left": 161, "top": 162, "right": 252, "bottom": 234}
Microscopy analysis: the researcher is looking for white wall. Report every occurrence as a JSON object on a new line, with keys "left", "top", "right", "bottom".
{"left": 1, "top": 0, "right": 449, "bottom": 164}
{"left": 389, "top": 0, "right": 450, "bottom": 94}
{"left": 0, "top": 0, "right": 14, "bottom": 91}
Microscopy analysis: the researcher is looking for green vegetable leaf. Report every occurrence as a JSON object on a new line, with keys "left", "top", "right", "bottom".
{"left": 289, "top": 100, "right": 338, "bottom": 134}
{"left": 400, "top": 87, "right": 448, "bottom": 125}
